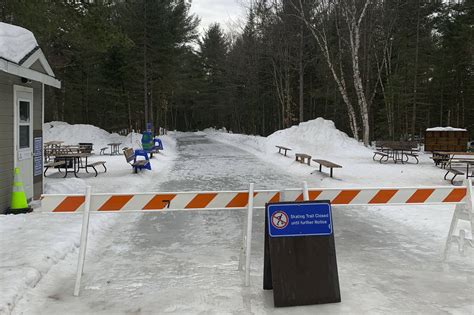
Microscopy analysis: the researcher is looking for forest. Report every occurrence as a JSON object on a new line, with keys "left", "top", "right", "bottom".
{"left": 1, "top": 0, "right": 473, "bottom": 144}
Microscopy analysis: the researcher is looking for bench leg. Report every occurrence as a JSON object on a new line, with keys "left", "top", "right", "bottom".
{"left": 330, "top": 168, "right": 333, "bottom": 178}
{"left": 91, "top": 165, "right": 98, "bottom": 177}
{"left": 44, "top": 167, "right": 49, "bottom": 177}
{"left": 444, "top": 170, "right": 450, "bottom": 180}
{"left": 319, "top": 164, "right": 322, "bottom": 172}
{"left": 451, "top": 174, "right": 458, "bottom": 185}
{"left": 102, "top": 164, "right": 107, "bottom": 173}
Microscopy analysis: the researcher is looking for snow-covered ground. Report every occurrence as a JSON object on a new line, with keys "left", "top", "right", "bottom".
{"left": 42, "top": 121, "right": 177, "bottom": 194}
{"left": 0, "top": 122, "right": 177, "bottom": 314}
{"left": 1, "top": 119, "right": 473, "bottom": 314}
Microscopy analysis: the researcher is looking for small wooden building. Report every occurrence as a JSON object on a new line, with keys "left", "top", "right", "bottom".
{"left": 424, "top": 127, "right": 469, "bottom": 152}
{"left": 0, "top": 22, "right": 61, "bottom": 213}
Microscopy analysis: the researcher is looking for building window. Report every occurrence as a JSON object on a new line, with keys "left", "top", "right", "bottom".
{"left": 19, "top": 100, "right": 31, "bottom": 149}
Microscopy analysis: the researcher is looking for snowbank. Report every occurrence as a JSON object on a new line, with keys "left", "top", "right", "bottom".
{"left": 43, "top": 121, "right": 177, "bottom": 195}
{"left": 43, "top": 121, "right": 139, "bottom": 151}
{"left": 0, "top": 22, "right": 38, "bottom": 63}
{"left": 204, "top": 117, "right": 451, "bottom": 188}
{"left": 205, "top": 118, "right": 367, "bottom": 158}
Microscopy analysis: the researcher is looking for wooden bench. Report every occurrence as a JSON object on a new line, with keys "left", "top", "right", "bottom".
{"left": 123, "top": 148, "right": 150, "bottom": 173}
{"left": 312, "top": 159, "right": 342, "bottom": 178}
{"left": 275, "top": 145, "right": 292, "bottom": 157}
{"left": 373, "top": 151, "right": 389, "bottom": 163}
{"left": 99, "top": 147, "right": 108, "bottom": 155}
{"left": 295, "top": 153, "right": 312, "bottom": 166}
{"left": 87, "top": 161, "right": 107, "bottom": 177}
{"left": 44, "top": 161, "right": 67, "bottom": 177}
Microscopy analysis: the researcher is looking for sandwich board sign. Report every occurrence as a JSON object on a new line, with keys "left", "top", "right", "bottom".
{"left": 263, "top": 201, "right": 341, "bottom": 307}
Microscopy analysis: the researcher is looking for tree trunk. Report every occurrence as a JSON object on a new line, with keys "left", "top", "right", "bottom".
{"left": 411, "top": 0, "right": 421, "bottom": 137}
{"left": 143, "top": 0, "right": 149, "bottom": 127}
{"left": 299, "top": 23, "right": 304, "bottom": 123}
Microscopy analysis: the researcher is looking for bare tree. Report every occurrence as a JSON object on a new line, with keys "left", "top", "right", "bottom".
{"left": 296, "top": 0, "right": 375, "bottom": 144}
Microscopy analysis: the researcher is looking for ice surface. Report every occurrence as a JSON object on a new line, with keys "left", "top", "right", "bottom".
{"left": 0, "top": 22, "right": 38, "bottom": 63}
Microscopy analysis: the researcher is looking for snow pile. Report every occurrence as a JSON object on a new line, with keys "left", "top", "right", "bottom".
{"left": 205, "top": 117, "right": 449, "bottom": 187}
{"left": 426, "top": 126, "right": 467, "bottom": 132}
{"left": 0, "top": 22, "right": 38, "bottom": 63}
{"left": 205, "top": 118, "right": 370, "bottom": 162}
{"left": 267, "top": 118, "right": 367, "bottom": 156}
{"left": 43, "top": 121, "right": 139, "bottom": 150}
{"left": 43, "top": 122, "right": 178, "bottom": 194}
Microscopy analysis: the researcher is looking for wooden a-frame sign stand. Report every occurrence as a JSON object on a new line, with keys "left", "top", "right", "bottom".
{"left": 263, "top": 201, "right": 341, "bottom": 307}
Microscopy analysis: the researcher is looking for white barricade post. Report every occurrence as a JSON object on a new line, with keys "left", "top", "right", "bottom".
{"left": 74, "top": 186, "right": 92, "bottom": 297}
{"left": 39, "top": 183, "right": 472, "bottom": 295}
{"left": 443, "top": 180, "right": 474, "bottom": 259}
{"left": 303, "top": 181, "right": 309, "bottom": 201}
{"left": 244, "top": 183, "right": 255, "bottom": 286}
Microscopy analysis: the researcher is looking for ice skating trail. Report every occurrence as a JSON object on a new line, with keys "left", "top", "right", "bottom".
{"left": 13, "top": 134, "right": 474, "bottom": 315}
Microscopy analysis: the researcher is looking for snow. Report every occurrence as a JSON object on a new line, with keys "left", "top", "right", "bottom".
{"left": 0, "top": 213, "right": 116, "bottom": 315}
{"left": 0, "top": 122, "right": 177, "bottom": 314}
{"left": 426, "top": 127, "right": 467, "bottom": 132}
{"left": 43, "top": 121, "right": 177, "bottom": 194}
{"left": 0, "top": 22, "right": 38, "bottom": 64}
{"left": 204, "top": 118, "right": 450, "bottom": 187}
{"left": 1, "top": 119, "right": 473, "bottom": 314}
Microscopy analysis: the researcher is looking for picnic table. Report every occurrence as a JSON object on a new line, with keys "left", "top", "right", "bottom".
{"left": 51, "top": 153, "right": 106, "bottom": 177}
{"left": 107, "top": 143, "right": 122, "bottom": 155}
{"left": 433, "top": 152, "right": 474, "bottom": 183}
{"left": 373, "top": 142, "right": 419, "bottom": 164}
{"left": 433, "top": 151, "right": 474, "bottom": 167}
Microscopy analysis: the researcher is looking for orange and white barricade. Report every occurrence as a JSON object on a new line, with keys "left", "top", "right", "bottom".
{"left": 40, "top": 180, "right": 473, "bottom": 296}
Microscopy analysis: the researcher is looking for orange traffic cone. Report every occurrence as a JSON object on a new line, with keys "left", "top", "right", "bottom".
{"left": 7, "top": 168, "right": 32, "bottom": 214}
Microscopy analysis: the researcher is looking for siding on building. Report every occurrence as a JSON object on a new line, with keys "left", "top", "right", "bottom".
{"left": 0, "top": 71, "right": 43, "bottom": 213}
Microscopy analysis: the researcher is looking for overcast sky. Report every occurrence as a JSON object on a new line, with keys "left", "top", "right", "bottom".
{"left": 189, "top": 0, "right": 247, "bottom": 36}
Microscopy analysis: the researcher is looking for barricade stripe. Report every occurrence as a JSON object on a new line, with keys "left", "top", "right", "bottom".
{"left": 226, "top": 192, "right": 257, "bottom": 208}
{"left": 442, "top": 188, "right": 467, "bottom": 203}
{"left": 296, "top": 191, "right": 322, "bottom": 201}
{"left": 98, "top": 195, "right": 134, "bottom": 211}
{"left": 143, "top": 194, "right": 177, "bottom": 210}
{"left": 332, "top": 190, "right": 361, "bottom": 204}
{"left": 53, "top": 196, "right": 85, "bottom": 212}
{"left": 406, "top": 189, "right": 434, "bottom": 203}
{"left": 316, "top": 190, "right": 340, "bottom": 203}
{"left": 186, "top": 193, "right": 218, "bottom": 209}
{"left": 369, "top": 190, "right": 399, "bottom": 204}
{"left": 308, "top": 190, "right": 322, "bottom": 201}
{"left": 269, "top": 192, "right": 280, "bottom": 203}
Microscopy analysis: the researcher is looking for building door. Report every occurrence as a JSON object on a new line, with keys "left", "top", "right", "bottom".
{"left": 14, "top": 86, "right": 34, "bottom": 200}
